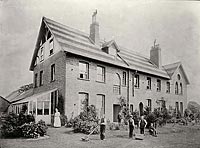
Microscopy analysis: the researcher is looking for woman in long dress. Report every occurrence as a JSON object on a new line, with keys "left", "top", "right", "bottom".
{"left": 54, "top": 108, "right": 61, "bottom": 128}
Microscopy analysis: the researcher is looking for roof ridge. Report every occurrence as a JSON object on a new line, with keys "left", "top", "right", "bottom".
{"left": 43, "top": 16, "right": 90, "bottom": 38}
{"left": 163, "top": 61, "right": 181, "bottom": 67}
{"left": 119, "top": 45, "right": 150, "bottom": 60}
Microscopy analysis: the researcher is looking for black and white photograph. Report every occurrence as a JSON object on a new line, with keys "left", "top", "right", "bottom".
{"left": 0, "top": 0, "right": 200, "bottom": 147}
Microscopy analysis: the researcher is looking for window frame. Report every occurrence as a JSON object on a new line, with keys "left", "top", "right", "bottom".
{"left": 49, "top": 38, "right": 54, "bottom": 56}
{"left": 51, "top": 64, "right": 55, "bottom": 82}
{"left": 134, "top": 74, "right": 140, "bottom": 88}
{"left": 122, "top": 71, "right": 127, "bottom": 86}
{"left": 147, "top": 99, "right": 152, "bottom": 111}
{"left": 78, "top": 92, "right": 89, "bottom": 113}
{"left": 180, "top": 83, "right": 183, "bottom": 95}
{"left": 156, "top": 79, "right": 161, "bottom": 92}
{"left": 146, "top": 77, "right": 151, "bottom": 90}
{"left": 113, "top": 73, "right": 121, "bottom": 95}
{"left": 96, "top": 94, "right": 105, "bottom": 115}
{"left": 79, "top": 61, "right": 89, "bottom": 80}
{"left": 175, "top": 82, "right": 178, "bottom": 95}
{"left": 96, "top": 65, "right": 105, "bottom": 83}
{"left": 39, "top": 70, "right": 43, "bottom": 86}
{"left": 166, "top": 82, "right": 170, "bottom": 93}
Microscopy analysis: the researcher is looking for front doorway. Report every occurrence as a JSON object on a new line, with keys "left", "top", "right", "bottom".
{"left": 139, "top": 102, "right": 144, "bottom": 116}
{"left": 113, "top": 104, "right": 121, "bottom": 122}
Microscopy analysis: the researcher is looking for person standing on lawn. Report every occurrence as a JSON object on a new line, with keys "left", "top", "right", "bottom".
{"left": 139, "top": 115, "right": 147, "bottom": 134}
{"left": 54, "top": 108, "right": 61, "bottom": 128}
{"left": 100, "top": 114, "right": 106, "bottom": 140}
{"left": 129, "top": 115, "right": 135, "bottom": 138}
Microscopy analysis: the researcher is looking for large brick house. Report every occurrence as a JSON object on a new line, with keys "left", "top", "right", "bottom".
{"left": 10, "top": 13, "right": 189, "bottom": 124}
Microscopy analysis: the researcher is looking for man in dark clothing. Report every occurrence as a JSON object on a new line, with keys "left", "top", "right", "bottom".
{"left": 139, "top": 115, "right": 147, "bottom": 134}
{"left": 129, "top": 115, "right": 135, "bottom": 138}
{"left": 100, "top": 115, "right": 106, "bottom": 140}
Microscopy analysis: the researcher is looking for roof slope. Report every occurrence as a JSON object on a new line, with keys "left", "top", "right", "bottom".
{"left": 38, "top": 17, "right": 169, "bottom": 78}
{"left": 5, "top": 88, "right": 34, "bottom": 103}
{"left": 30, "top": 17, "right": 170, "bottom": 78}
{"left": 163, "top": 62, "right": 189, "bottom": 84}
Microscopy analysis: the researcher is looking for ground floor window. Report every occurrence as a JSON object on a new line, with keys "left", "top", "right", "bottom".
{"left": 37, "top": 101, "right": 50, "bottom": 115}
{"left": 78, "top": 92, "right": 89, "bottom": 114}
{"left": 96, "top": 94, "right": 105, "bottom": 117}
{"left": 180, "top": 102, "right": 183, "bottom": 115}
{"left": 147, "top": 99, "right": 152, "bottom": 111}
{"left": 130, "top": 104, "right": 133, "bottom": 113}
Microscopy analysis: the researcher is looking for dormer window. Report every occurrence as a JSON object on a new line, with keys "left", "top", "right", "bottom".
{"left": 49, "top": 38, "right": 54, "bottom": 55}
{"left": 101, "top": 40, "right": 120, "bottom": 57}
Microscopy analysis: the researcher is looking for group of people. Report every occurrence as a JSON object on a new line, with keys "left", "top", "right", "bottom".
{"left": 99, "top": 113, "right": 157, "bottom": 140}
{"left": 54, "top": 108, "right": 157, "bottom": 140}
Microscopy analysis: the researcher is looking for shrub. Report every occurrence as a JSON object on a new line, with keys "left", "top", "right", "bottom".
{"left": 1, "top": 112, "right": 22, "bottom": 138}
{"left": 72, "top": 105, "right": 99, "bottom": 134}
{"left": 21, "top": 120, "right": 48, "bottom": 138}
{"left": 37, "top": 120, "right": 48, "bottom": 136}
{"left": 1, "top": 112, "right": 47, "bottom": 138}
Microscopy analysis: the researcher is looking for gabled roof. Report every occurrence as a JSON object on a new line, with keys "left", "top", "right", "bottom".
{"left": 5, "top": 88, "right": 34, "bottom": 103}
{"left": 30, "top": 17, "right": 171, "bottom": 79}
{"left": 102, "top": 40, "right": 120, "bottom": 52}
{"left": 163, "top": 62, "right": 190, "bottom": 84}
{"left": 0, "top": 96, "right": 10, "bottom": 104}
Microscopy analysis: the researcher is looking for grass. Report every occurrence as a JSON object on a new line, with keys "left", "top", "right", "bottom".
{"left": 1, "top": 124, "right": 200, "bottom": 148}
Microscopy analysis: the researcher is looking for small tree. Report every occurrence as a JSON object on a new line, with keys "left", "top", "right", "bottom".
{"left": 118, "top": 96, "right": 129, "bottom": 125}
{"left": 72, "top": 105, "right": 99, "bottom": 134}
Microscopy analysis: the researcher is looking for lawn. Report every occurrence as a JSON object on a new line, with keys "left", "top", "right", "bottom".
{"left": 1, "top": 124, "right": 200, "bottom": 148}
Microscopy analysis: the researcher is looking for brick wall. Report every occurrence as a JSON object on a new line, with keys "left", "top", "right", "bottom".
{"left": 33, "top": 51, "right": 66, "bottom": 114}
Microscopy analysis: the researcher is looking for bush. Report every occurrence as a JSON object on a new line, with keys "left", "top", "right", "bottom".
{"left": 21, "top": 120, "right": 48, "bottom": 138}
{"left": 1, "top": 112, "right": 47, "bottom": 138}
{"left": 72, "top": 105, "right": 99, "bottom": 134}
{"left": 1, "top": 112, "right": 22, "bottom": 138}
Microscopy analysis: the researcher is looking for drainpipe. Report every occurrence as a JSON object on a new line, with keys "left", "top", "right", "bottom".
{"left": 127, "top": 69, "right": 130, "bottom": 110}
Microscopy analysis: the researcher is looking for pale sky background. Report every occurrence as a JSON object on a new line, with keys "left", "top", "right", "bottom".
{"left": 0, "top": 0, "right": 200, "bottom": 104}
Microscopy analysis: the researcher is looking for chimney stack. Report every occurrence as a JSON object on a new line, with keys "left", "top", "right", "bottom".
{"left": 150, "top": 40, "right": 162, "bottom": 68}
{"left": 90, "top": 10, "right": 100, "bottom": 45}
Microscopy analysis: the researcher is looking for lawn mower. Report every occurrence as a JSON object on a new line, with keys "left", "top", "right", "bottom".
{"left": 81, "top": 125, "right": 99, "bottom": 142}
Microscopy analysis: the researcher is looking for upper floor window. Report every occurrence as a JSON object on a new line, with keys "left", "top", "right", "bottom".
{"left": 40, "top": 47, "right": 44, "bottom": 62}
{"left": 113, "top": 73, "right": 121, "bottom": 95}
{"left": 39, "top": 70, "right": 43, "bottom": 86}
{"left": 157, "top": 79, "right": 161, "bottom": 92}
{"left": 177, "top": 74, "right": 181, "bottom": 80}
{"left": 180, "top": 83, "right": 183, "bottom": 95}
{"left": 175, "top": 82, "right": 178, "bottom": 94}
{"left": 79, "top": 62, "right": 89, "bottom": 80}
{"left": 122, "top": 71, "right": 127, "bottom": 86}
{"left": 51, "top": 64, "right": 55, "bottom": 81}
{"left": 166, "top": 82, "right": 170, "bottom": 93}
{"left": 49, "top": 38, "right": 54, "bottom": 55}
{"left": 134, "top": 74, "right": 140, "bottom": 88}
{"left": 97, "top": 66, "right": 105, "bottom": 82}
{"left": 34, "top": 73, "right": 38, "bottom": 88}
{"left": 146, "top": 77, "right": 151, "bottom": 90}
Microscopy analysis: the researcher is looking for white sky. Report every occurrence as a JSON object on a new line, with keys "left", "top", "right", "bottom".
{"left": 0, "top": 0, "right": 200, "bottom": 103}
